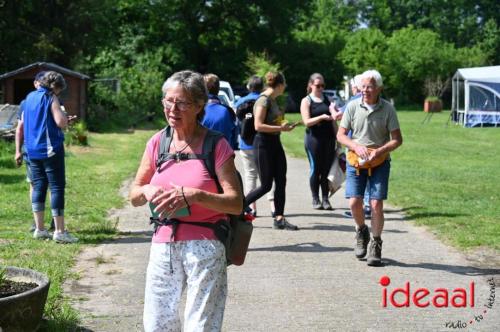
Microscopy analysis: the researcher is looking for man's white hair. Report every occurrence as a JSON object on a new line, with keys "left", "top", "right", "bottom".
{"left": 361, "top": 69, "right": 383, "bottom": 88}
{"left": 350, "top": 74, "right": 363, "bottom": 89}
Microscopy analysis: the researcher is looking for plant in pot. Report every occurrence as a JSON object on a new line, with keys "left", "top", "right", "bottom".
{"left": 424, "top": 96, "right": 442, "bottom": 113}
{"left": 423, "top": 76, "right": 449, "bottom": 113}
{"left": 0, "top": 266, "right": 51, "bottom": 331}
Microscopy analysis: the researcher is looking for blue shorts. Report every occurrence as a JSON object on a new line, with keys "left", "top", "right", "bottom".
{"left": 345, "top": 159, "right": 391, "bottom": 200}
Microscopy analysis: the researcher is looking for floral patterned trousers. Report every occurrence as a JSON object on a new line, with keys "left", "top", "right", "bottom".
{"left": 144, "top": 240, "right": 227, "bottom": 332}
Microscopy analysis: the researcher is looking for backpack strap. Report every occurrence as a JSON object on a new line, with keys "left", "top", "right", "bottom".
{"left": 200, "top": 129, "right": 225, "bottom": 193}
{"left": 156, "top": 126, "right": 225, "bottom": 174}
{"left": 156, "top": 125, "right": 225, "bottom": 182}
{"left": 156, "top": 126, "right": 174, "bottom": 172}
{"left": 149, "top": 217, "right": 230, "bottom": 272}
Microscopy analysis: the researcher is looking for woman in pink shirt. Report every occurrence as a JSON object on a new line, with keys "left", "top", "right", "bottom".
{"left": 130, "top": 70, "right": 242, "bottom": 331}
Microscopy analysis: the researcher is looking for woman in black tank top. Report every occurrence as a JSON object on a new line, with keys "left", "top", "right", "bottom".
{"left": 300, "top": 73, "right": 337, "bottom": 210}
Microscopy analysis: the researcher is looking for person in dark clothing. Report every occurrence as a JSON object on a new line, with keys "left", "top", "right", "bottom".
{"left": 244, "top": 71, "right": 299, "bottom": 230}
{"left": 300, "top": 73, "right": 336, "bottom": 210}
{"left": 235, "top": 75, "right": 275, "bottom": 217}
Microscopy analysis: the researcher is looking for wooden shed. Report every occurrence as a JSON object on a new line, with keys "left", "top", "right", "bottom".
{"left": 0, "top": 62, "right": 90, "bottom": 120}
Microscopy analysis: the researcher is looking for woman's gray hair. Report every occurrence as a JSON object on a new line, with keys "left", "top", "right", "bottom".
{"left": 38, "top": 71, "right": 67, "bottom": 91}
{"left": 361, "top": 70, "right": 383, "bottom": 88}
{"left": 162, "top": 70, "right": 208, "bottom": 121}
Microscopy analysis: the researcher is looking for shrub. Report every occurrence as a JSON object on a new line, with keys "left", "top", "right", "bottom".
{"left": 65, "top": 121, "right": 89, "bottom": 146}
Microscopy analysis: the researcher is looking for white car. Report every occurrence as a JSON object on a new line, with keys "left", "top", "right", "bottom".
{"left": 324, "top": 89, "right": 345, "bottom": 108}
{"left": 220, "top": 81, "right": 236, "bottom": 108}
{"left": 217, "top": 90, "right": 232, "bottom": 108}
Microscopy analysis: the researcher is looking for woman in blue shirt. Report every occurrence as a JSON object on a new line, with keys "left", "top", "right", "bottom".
{"left": 23, "top": 71, "right": 77, "bottom": 243}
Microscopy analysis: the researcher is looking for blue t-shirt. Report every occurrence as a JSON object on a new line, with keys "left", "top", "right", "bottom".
{"left": 234, "top": 92, "right": 260, "bottom": 150}
{"left": 201, "top": 94, "right": 238, "bottom": 150}
{"left": 23, "top": 87, "right": 64, "bottom": 159}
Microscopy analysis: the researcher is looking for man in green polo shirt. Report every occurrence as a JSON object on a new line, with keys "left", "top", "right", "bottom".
{"left": 337, "top": 69, "right": 403, "bottom": 266}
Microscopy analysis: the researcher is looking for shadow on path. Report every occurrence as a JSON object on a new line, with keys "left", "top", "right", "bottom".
{"left": 299, "top": 223, "right": 408, "bottom": 234}
{"left": 384, "top": 258, "right": 500, "bottom": 276}
{"left": 286, "top": 212, "right": 345, "bottom": 218}
{"left": 249, "top": 242, "right": 352, "bottom": 253}
{"left": 112, "top": 230, "right": 153, "bottom": 244}
{"left": 287, "top": 212, "right": 407, "bottom": 223}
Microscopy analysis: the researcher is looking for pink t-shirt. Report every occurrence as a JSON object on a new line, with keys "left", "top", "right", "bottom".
{"left": 145, "top": 130, "right": 234, "bottom": 243}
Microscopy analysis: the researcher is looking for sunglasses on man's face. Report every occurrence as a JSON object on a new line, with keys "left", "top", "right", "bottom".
{"left": 313, "top": 84, "right": 325, "bottom": 88}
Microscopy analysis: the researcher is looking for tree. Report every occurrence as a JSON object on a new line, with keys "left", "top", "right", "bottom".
{"left": 0, "top": 0, "right": 116, "bottom": 72}
{"left": 281, "top": 0, "right": 353, "bottom": 99}
{"left": 384, "top": 26, "right": 486, "bottom": 103}
{"left": 357, "top": 0, "right": 500, "bottom": 48}
{"left": 383, "top": 27, "right": 455, "bottom": 102}
{"left": 339, "top": 28, "right": 387, "bottom": 78}
{"left": 476, "top": 18, "right": 500, "bottom": 65}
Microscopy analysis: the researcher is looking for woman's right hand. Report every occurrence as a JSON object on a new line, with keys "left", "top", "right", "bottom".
{"left": 280, "top": 122, "right": 296, "bottom": 132}
{"left": 142, "top": 184, "right": 164, "bottom": 202}
{"left": 14, "top": 152, "right": 23, "bottom": 167}
{"left": 321, "top": 114, "right": 333, "bottom": 122}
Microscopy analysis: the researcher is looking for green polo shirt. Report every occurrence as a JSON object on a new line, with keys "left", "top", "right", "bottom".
{"left": 340, "top": 98, "right": 400, "bottom": 148}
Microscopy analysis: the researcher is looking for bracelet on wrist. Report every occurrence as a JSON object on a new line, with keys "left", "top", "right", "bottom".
{"left": 181, "top": 186, "right": 190, "bottom": 208}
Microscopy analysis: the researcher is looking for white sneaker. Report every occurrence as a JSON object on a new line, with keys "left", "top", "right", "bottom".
{"left": 33, "top": 229, "right": 52, "bottom": 240}
{"left": 53, "top": 231, "right": 78, "bottom": 243}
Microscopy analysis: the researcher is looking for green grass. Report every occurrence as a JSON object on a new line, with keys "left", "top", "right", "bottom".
{"left": 281, "top": 111, "right": 500, "bottom": 250}
{"left": 0, "top": 128, "right": 156, "bottom": 330}
{"left": 1, "top": 111, "right": 498, "bottom": 326}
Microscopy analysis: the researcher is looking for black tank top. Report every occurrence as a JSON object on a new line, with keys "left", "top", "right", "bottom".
{"left": 306, "top": 95, "right": 332, "bottom": 137}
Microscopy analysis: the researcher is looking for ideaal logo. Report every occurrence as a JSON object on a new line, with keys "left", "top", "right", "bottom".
{"left": 379, "top": 275, "right": 496, "bottom": 329}
{"left": 379, "top": 275, "right": 475, "bottom": 308}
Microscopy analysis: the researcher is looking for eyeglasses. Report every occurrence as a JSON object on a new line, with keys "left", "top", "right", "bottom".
{"left": 361, "top": 84, "right": 376, "bottom": 91}
{"left": 161, "top": 98, "right": 193, "bottom": 111}
{"left": 313, "top": 84, "right": 325, "bottom": 88}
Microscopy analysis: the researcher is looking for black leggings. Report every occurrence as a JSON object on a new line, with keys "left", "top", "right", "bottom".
{"left": 244, "top": 133, "right": 287, "bottom": 216}
{"left": 304, "top": 133, "right": 336, "bottom": 199}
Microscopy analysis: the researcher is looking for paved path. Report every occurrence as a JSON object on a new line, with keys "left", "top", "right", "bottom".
{"left": 64, "top": 156, "right": 500, "bottom": 331}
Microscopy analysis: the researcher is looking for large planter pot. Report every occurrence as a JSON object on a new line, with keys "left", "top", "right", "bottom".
{"left": 0, "top": 266, "right": 50, "bottom": 332}
{"left": 424, "top": 99, "right": 442, "bottom": 112}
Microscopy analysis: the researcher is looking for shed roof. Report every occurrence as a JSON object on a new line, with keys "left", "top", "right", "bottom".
{"left": 0, "top": 62, "right": 90, "bottom": 80}
{"left": 454, "top": 65, "right": 500, "bottom": 83}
